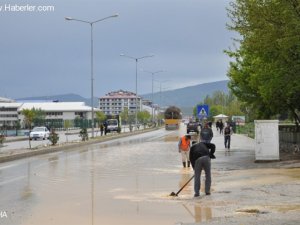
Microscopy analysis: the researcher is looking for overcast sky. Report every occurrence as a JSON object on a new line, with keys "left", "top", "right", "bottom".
{"left": 0, "top": 0, "right": 234, "bottom": 99}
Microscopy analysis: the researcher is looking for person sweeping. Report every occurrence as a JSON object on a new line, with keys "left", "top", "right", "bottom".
{"left": 190, "top": 141, "right": 214, "bottom": 197}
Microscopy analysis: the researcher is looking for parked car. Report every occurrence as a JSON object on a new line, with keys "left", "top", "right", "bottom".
{"left": 187, "top": 122, "right": 199, "bottom": 134}
{"left": 29, "top": 127, "right": 50, "bottom": 140}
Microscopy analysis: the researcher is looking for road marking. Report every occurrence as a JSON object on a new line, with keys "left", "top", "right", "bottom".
{"left": 0, "top": 176, "right": 26, "bottom": 186}
{"left": 0, "top": 164, "right": 18, "bottom": 171}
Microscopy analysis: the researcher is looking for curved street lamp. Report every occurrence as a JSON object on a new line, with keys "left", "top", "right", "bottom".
{"left": 65, "top": 14, "right": 118, "bottom": 138}
{"left": 120, "top": 54, "right": 154, "bottom": 129}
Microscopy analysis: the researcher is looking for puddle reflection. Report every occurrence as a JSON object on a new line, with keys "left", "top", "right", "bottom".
{"left": 182, "top": 203, "right": 212, "bottom": 223}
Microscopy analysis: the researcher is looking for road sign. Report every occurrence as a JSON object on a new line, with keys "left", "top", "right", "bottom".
{"left": 197, "top": 104, "right": 209, "bottom": 119}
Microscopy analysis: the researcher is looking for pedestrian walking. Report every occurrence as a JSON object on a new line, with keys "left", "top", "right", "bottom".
{"left": 224, "top": 123, "right": 233, "bottom": 150}
{"left": 100, "top": 123, "right": 104, "bottom": 136}
{"left": 190, "top": 142, "right": 213, "bottom": 197}
{"left": 219, "top": 120, "right": 224, "bottom": 134}
{"left": 200, "top": 123, "right": 213, "bottom": 143}
{"left": 178, "top": 134, "right": 191, "bottom": 168}
{"left": 216, "top": 120, "right": 220, "bottom": 131}
{"left": 103, "top": 121, "right": 108, "bottom": 135}
{"left": 200, "top": 123, "right": 216, "bottom": 158}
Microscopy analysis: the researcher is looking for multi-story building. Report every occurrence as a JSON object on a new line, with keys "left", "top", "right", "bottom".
{"left": 0, "top": 102, "right": 20, "bottom": 128}
{"left": 99, "top": 90, "right": 142, "bottom": 115}
{"left": 0, "top": 99, "right": 99, "bottom": 129}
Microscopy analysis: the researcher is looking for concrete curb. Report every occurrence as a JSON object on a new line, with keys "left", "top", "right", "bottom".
{"left": 0, "top": 127, "right": 160, "bottom": 163}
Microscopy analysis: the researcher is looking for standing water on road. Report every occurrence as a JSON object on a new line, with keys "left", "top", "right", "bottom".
{"left": 1, "top": 126, "right": 300, "bottom": 225}
{"left": 0, "top": 128, "right": 207, "bottom": 225}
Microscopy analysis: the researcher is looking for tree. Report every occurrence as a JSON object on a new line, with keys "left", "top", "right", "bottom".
{"left": 21, "top": 108, "right": 36, "bottom": 149}
{"left": 120, "top": 107, "right": 129, "bottom": 125}
{"left": 32, "top": 108, "right": 46, "bottom": 126}
{"left": 64, "top": 120, "right": 72, "bottom": 142}
{"left": 226, "top": 0, "right": 300, "bottom": 125}
{"left": 193, "top": 91, "right": 243, "bottom": 120}
{"left": 137, "top": 110, "right": 151, "bottom": 127}
{"left": 22, "top": 109, "right": 35, "bottom": 129}
{"left": 21, "top": 108, "right": 46, "bottom": 128}
{"left": 95, "top": 111, "right": 106, "bottom": 124}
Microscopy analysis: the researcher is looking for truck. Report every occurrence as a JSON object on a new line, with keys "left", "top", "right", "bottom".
{"left": 105, "top": 115, "right": 121, "bottom": 133}
{"left": 164, "top": 106, "right": 182, "bottom": 130}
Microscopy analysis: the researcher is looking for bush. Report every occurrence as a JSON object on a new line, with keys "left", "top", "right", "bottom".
{"left": 79, "top": 128, "right": 89, "bottom": 141}
{"left": 49, "top": 129, "right": 59, "bottom": 146}
{"left": 0, "top": 134, "right": 5, "bottom": 145}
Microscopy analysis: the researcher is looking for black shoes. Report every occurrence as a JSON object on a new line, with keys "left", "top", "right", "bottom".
{"left": 194, "top": 193, "right": 211, "bottom": 197}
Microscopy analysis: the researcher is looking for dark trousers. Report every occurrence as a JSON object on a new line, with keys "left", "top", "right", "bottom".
{"left": 194, "top": 156, "right": 211, "bottom": 195}
{"left": 224, "top": 135, "right": 231, "bottom": 149}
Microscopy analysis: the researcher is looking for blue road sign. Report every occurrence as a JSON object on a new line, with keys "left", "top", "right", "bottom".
{"left": 197, "top": 104, "right": 209, "bottom": 119}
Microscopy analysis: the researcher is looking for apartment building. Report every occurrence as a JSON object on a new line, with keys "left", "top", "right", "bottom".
{"left": 99, "top": 90, "right": 142, "bottom": 115}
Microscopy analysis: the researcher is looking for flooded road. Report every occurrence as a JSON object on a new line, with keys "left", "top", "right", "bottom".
{"left": 1, "top": 126, "right": 299, "bottom": 225}
{"left": 0, "top": 128, "right": 198, "bottom": 225}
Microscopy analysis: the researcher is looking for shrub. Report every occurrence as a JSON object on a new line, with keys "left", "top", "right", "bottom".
{"left": 0, "top": 134, "right": 5, "bottom": 145}
{"left": 49, "top": 129, "right": 59, "bottom": 146}
{"left": 79, "top": 128, "right": 89, "bottom": 141}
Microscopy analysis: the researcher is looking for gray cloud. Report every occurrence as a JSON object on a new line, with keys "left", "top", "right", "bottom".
{"left": 0, "top": 0, "right": 233, "bottom": 99}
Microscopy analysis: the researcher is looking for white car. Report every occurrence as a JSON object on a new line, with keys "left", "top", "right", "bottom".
{"left": 29, "top": 127, "right": 50, "bottom": 140}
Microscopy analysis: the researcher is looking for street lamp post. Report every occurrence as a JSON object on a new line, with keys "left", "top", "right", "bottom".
{"left": 142, "top": 70, "right": 164, "bottom": 122}
{"left": 120, "top": 54, "right": 154, "bottom": 129}
{"left": 65, "top": 14, "right": 118, "bottom": 138}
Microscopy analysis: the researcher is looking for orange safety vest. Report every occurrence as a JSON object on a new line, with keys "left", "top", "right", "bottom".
{"left": 180, "top": 136, "right": 190, "bottom": 151}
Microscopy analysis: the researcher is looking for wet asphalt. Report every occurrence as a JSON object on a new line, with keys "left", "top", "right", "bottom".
{"left": 0, "top": 125, "right": 299, "bottom": 225}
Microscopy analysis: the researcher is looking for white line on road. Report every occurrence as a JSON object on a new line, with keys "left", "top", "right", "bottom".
{"left": 0, "top": 176, "right": 26, "bottom": 186}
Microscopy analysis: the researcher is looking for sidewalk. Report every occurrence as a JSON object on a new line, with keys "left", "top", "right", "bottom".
{"left": 185, "top": 127, "right": 300, "bottom": 225}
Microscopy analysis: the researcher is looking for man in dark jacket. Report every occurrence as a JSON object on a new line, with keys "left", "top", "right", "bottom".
{"left": 190, "top": 141, "right": 212, "bottom": 197}
{"left": 200, "top": 123, "right": 216, "bottom": 158}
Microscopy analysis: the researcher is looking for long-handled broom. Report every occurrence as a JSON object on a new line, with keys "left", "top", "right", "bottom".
{"left": 170, "top": 175, "right": 194, "bottom": 196}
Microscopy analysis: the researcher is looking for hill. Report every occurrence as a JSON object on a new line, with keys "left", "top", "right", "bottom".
{"left": 16, "top": 80, "right": 229, "bottom": 115}
{"left": 141, "top": 80, "right": 229, "bottom": 115}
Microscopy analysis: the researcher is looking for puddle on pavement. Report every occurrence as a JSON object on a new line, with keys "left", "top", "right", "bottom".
{"left": 270, "top": 204, "right": 300, "bottom": 212}
{"left": 3, "top": 135, "right": 215, "bottom": 225}
{"left": 236, "top": 208, "right": 267, "bottom": 214}
{"left": 3, "top": 128, "right": 299, "bottom": 225}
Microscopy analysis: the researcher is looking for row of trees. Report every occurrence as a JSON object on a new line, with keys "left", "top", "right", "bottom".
{"left": 193, "top": 91, "right": 245, "bottom": 121}
{"left": 225, "top": 0, "right": 300, "bottom": 125}
{"left": 21, "top": 108, "right": 152, "bottom": 130}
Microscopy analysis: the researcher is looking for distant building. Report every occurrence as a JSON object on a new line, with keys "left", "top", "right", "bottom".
{"left": 0, "top": 97, "right": 15, "bottom": 103}
{"left": 0, "top": 98, "right": 99, "bottom": 129}
{"left": 0, "top": 102, "right": 21, "bottom": 128}
{"left": 99, "top": 90, "right": 142, "bottom": 115}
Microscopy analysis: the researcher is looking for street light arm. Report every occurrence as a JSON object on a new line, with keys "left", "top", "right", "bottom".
{"left": 120, "top": 54, "right": 155, "bottom": 61}
{"left": 137, "top": 55, "right": 154, "bottom": 60}
{"left": 65, "top": 17, "right": 91, "bottom": 24}
{"left": 120, "top": 54, "right": 136, "bottom": 60}
{"left": 92, "top": 14, "right": 119, "bottom": 24}
{"left": 65, "top": 14, "right": 118, "bottom": 25}
{"left": 143, "top": 70, "right": 165, "bottom": 75}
